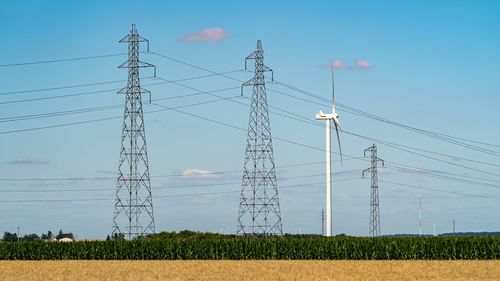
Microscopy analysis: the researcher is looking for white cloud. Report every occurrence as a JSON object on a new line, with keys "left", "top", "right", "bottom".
{"left": 180, "top": 28, "right": 229, "bottom": 42}
{"left": 9, "top": 157, "right": 48, "bottom": 165}
{"left": 354, "top": 59, "right": 374, "bottom": 70}
{"left": 182, "top": 169, "right": 221, "bottom": 179}
{"left": 324, "top": 59, "right": 374, "bottom": 70}
{"left": 328, "top": 59, "right": 347, "bottom": 69}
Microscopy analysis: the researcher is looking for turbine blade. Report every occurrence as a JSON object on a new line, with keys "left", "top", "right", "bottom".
{"left": 332, "top": 116, "right": 342, "bottom": 131}
{"left": 331, "top": 66, "right": 335, "bottom": 104}
{"left": 334, "top": 122, "right": 343, "bottom": 164}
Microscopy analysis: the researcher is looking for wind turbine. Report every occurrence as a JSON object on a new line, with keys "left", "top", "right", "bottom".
{"left": 315, "top": 66, "right": 343, "bottom": 237}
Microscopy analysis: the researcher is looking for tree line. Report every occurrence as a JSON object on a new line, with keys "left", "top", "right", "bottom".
{"left": 1, "top": 230, "right": 74, "bottom": 242}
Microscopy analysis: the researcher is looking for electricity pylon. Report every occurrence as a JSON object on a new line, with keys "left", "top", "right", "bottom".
{"left": 113, "top": 24, "right": 156, "bottom": 239}
{"left": 362, "top": 144, "right": 384, "bottom": 237}
{"left": 237, "top": 40, "right": 282, "bottom": 236}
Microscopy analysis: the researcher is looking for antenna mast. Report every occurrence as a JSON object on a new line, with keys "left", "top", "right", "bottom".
{"left": 419, "top": 195, "right": 423, "bottom": 236}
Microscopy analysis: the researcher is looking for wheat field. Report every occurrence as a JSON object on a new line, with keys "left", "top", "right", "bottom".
{"left": 1, "top": 260, "right": 499, "bottom": 281}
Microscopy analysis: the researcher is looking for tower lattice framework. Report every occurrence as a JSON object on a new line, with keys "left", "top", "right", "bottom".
{"left": 113, "top": 24, "right": 155, "bottom": 239}
{"left": 362, "top": 144, "right": 384, "bottom": 237}
{"left": 237, "top": 40, "right": 282, "bottom": 236}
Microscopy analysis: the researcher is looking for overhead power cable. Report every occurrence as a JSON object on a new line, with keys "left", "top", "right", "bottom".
{"left": 2, "top": 177, "right": 498, "bottom": 203}
{"left": 0, "top": 86, "right": 239, "bottom": 123}
{"left": 0, "top": 178, "right": 361, "bottom": 203}
{"left": 0, "top": 70, "right": 243, "bottom": 106}
{"left": 270, "top": 79, "right": 500, "bottom": 152}
{"left": 342, "top": 130, "right": 500, "bottom": 178}
{"left": 3, "top": 51, "right": 498, "bottom": 196}
{"left": 0, "top": 160, "right": 331, "bottom": 181}
{"left": 0, "top": 95, "right": 240, "bottom": 135}
{"left": 0, "top": 171, "right": 357, "bottom": 193}
{"left": 148, "top": 51, "right": 500, "bottom": 154}
{"left": 6, "top": 49, "right": 498, "bottom": 152}
{"left": 380, "top": 179, "right": 500, "bottom": 200}
{"left": 0, "top": 53, "right": 127, "bottom": 68}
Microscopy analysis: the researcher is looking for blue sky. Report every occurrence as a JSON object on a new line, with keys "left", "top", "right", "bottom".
{"left": 0, "top": 0, "right": 499, "bottom": 239}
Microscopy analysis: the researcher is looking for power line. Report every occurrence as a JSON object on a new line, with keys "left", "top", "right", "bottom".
{"left": 9, "top": 51, "right": 496, "bottom": 183}
{"left": 380, "top": 179, "right": 500, "bottom": 200}
{"left": 159, "top": 50, "right": 500, "bottom": 154}
{"left": 147, "top": 51, "right": 500, "bottom": 169}
{"left": 234, "top": 88, "right": 500, "bottom": 184}
{"left": 0, "top": 70, "right": 242, "bottom": 97}
{"left": 3, "top": 74, "right": 497, "bottom": 195}
{"left": 152, "top": 100, "right": 500, "bottom": 194}
{"left": 2, "top": 177, "right": 499, "bottom": 203}
{"left": 342, "top": 130, "right": 500, "bottom": 178}
{"left": 0, "top": 53, "right": 127, "bottom": 68}
{"left": 147, "top": 51, "right": 242, "bottom": 83}
{"left": 384, "top": 163, "right": 500, "bottom": 189}
{"left": 0, "top": 178, "right": 362, "bottom": 203}
{"left": 0, "top": 79, "right": 128, "bottom": 96}
{"left": 3, "top": 51, "right": 499, "bottom": 198}
{"left": 0, "top": 171, "right": 354, "bottom": 193}
{"left": 0, "top": 160, "right": 339, "bottom": 182}
{"left": 265, "top": 96, "right": 500, "bottom": 170}
{"left": 0, "top": 95, "right": 240, "bottom": 135}
{"left": 6, "top": 49, "right": 499, "bottom": 153}
{"left": 0, "top": 71, "right": 242, "bottom": 106}
{"left": 269, "top": 79, "right": 500, "bottom": 152}
{"left": 343, "top": 131, "right": 500, "bottom": 168}
{"left": 0, "top": 86, "right": 239, "bottom": 123}
{"left": 239, "top": 92, "right": 500, "bottom": 183}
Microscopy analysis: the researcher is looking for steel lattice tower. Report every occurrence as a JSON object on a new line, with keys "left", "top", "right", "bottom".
{"left": 113, "top": 24, "right": 156, "bottom": 239}
{"left": 362, "top": 144, "right": 384, "bottom": 237}
{"left": 237, "top": 40, "right": 282, "bottom": 236}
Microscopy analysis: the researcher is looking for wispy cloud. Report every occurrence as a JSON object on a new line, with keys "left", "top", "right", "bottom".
{"left": 9, "top": 157, "right": 48, "bottom": 165}
{"left": 328, "top": 59, "right": 347, "bottom": 69}
{"left": 95, "top": 170, "right": 117, "bottom": 175}
{"left": 325, "top": 59, "right": 374, "bottom": 70}
{"left": 180, "top": 28, "right": 229, "bottom": 42}
{"left": 354, "top": 59, "right": 374, "bottom": 70}
{"left": 182, "top": 169, "right": 222, "bottom": 179}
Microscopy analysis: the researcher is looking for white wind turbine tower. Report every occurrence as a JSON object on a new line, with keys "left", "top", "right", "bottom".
{"left": 316, "top": 66, "right": 343, "bottom": 237}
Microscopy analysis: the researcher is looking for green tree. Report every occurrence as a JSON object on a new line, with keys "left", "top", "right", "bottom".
{"left": 2, "top": 232, "right": 18, "bottom": 242}
{"left": 112, "top": 233, "right": 125, "bottom": 240}
{"left": 22, "top": 233, "right": 40, "bottom": 242}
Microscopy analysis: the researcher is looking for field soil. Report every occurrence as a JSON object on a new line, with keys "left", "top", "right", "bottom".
{"left": 1, "top": 260, "right": 499, "bottom": 281}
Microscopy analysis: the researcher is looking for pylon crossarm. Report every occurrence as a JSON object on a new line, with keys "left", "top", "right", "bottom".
{"left": 362, "top": 168, "right": 371, "bottom": 178}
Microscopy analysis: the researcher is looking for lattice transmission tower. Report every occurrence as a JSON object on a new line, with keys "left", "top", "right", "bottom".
{"left": 362, "top": 144, "right": 384, "bottom": 237}
{"left": 237, "top": 40, "right": 282, "bottom": 236}
{"left": 113, "top": 24, "right": 156, "bottom": 239}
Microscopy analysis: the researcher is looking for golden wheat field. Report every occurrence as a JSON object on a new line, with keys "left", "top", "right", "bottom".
{"left": 1, "top": 260, "right": 500, "bottom": 281}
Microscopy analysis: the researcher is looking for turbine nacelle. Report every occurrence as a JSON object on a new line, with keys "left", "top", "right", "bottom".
{"left": 315, "top": 110, "right": 338, "bottom": 121}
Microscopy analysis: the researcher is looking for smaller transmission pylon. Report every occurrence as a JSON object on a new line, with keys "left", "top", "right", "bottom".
{"left": 362, "top": 144, "right": 384, "bottom": 237}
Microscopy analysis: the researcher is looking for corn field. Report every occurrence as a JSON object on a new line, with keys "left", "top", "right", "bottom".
{"left": 1, "top": 236, "right": 500, "bottom": 260}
